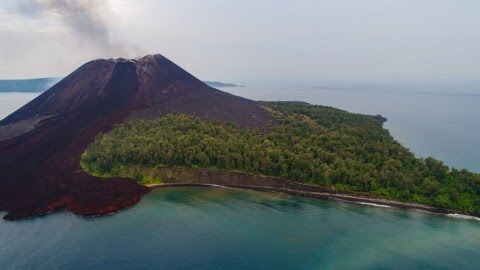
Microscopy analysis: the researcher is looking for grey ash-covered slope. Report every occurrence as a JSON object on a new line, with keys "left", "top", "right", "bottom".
{"left": 1, "top": 54, "right": 269, "bottom": 127}
{"left": 0, "top": 54, "right": 273, "bottom": 220}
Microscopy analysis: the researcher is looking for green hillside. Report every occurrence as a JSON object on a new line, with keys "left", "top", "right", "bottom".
{"left": 81, "top": 101, "right": 480, "bottom": 215}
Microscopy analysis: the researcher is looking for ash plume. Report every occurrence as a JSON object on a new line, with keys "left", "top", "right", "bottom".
{"left": 17, "top": 0, "right": 142, "bottom": 57}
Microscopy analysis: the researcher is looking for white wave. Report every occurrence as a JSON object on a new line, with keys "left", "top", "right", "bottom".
{"left": 201, "top": 184, "right": 233, "bottom": 189}
{"left": 334, "top": 198, "right": 392, "bottom": 208}
{"left": 446, "top": 213, "right": 480, "bottom": 221}
{"left": 355, "top": 202, "right": 392, "bottom": 208}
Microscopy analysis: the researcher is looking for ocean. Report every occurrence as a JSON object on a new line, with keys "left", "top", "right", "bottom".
{"left": 0, "top": 92, "right": 39, "bottom": 121}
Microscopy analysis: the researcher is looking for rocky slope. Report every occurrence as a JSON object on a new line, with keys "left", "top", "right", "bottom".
{"left": 0, "top": 54, "right": 273, "bottom": 220}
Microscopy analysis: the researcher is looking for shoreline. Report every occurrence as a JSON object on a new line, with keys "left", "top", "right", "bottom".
{"left": 147, "top": 182, "right": 479, "bottom": 221}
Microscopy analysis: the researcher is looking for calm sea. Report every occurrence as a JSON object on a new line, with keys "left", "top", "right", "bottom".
{"left": 0, "top": 92, "right": 39, "bottom": 120}
{"left": 0, "top": 87, "right": 479, "bottom": 269}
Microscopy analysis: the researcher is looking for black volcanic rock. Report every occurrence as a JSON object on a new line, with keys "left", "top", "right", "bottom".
{"left": 0, "top": 54, "right": 273, "bottom": 220}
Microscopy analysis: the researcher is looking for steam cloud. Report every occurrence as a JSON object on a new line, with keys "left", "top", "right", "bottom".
{"left": 17, "top": 0, "right": 143, "bottom": 57}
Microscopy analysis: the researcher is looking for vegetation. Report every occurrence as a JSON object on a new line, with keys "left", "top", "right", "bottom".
{"left": 81, "top": 101, "right": 480, "bottom": 215}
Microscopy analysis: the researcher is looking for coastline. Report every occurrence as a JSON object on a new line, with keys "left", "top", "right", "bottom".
{"left": 148, "top": 183, "right": 449, "bottom": 216}
{"left": 144, "top": 167, "right": 478, "bottom": 220}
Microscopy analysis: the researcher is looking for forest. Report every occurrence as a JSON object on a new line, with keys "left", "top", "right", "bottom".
{"left": 81, "top": 101, "right": 480, "bottom": 215}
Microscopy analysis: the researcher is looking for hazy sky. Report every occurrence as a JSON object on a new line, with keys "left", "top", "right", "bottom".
{"left": 0, "top": 0, "right": 479, "bottom": 86}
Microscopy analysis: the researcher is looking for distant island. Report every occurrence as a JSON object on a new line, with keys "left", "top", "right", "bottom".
{"left": 202, "top": 81, "right": 244, "bottom": 88}
{"left": 0, "top": 78, "right": 62, "bottom": 92}
{"left": 0, "top": 78, "right": 242, "bottom": 93}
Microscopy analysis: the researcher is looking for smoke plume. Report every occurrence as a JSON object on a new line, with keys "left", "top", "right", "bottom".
{"left": 17, "top": 0, "right": 142, "bottom": 57}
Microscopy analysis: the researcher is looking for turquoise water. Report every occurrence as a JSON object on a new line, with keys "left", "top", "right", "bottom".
{"left": 1, "top": 187, "right": 479, "bottom": 269}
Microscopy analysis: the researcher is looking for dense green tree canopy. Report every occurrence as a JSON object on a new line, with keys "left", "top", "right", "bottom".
{"left": 81, "top": 102, "right": 480, "bottom": 215}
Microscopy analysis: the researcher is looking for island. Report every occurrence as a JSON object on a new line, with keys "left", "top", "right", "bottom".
{"left": 0, "top": 54, "right": 478, "bottom": 220}
{"left": 202, "top": 81, "right": 244, "bottom": 88}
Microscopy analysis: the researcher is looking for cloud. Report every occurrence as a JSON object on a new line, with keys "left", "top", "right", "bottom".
{"left": 16, "top": 0, "right": 143, "bottom": 57}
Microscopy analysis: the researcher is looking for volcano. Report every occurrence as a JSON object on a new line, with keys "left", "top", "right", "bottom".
{"left": 0, "top": 54, "right": 273, "bottom": 220}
